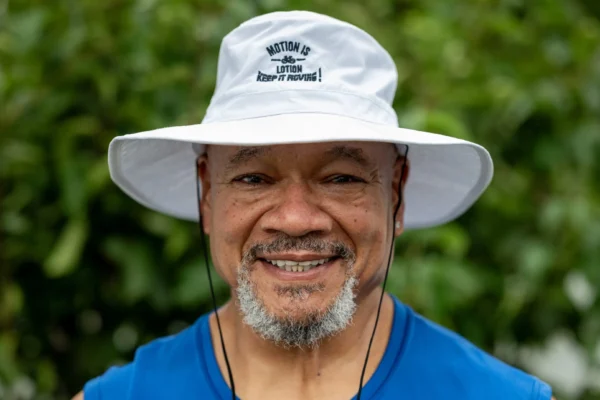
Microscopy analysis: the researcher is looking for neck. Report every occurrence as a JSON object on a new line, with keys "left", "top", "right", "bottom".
{"left": 209, "top": 288, "right": 395, "bottom": 400}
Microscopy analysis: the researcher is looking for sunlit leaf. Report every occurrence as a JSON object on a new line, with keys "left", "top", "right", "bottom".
{"left": 43, "top": 218, "right": 88, "bottom": 278}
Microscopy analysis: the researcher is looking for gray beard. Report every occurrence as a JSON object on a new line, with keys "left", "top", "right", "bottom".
{"left": 236, "top": 234, "right": 358, "bottom": 349}
{"left": 236, "top": 267, "right": 358, "bottom": 349}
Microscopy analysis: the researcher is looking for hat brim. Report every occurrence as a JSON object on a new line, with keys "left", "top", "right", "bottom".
{"left": 108, "top": 113, "right": 493, "bottom": 229}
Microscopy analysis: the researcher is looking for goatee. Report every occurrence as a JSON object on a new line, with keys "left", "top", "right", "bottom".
{"left": 235, "top": 234, "right": 358, "bottom": 349}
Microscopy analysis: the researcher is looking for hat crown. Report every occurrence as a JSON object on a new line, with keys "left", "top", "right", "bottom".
{"left": 203, "top": 11, "right": 399, "bottom": 126}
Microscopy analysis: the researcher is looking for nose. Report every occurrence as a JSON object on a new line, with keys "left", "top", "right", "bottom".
{"left": 259, "top": 181, "right": 333, "bottom": 237}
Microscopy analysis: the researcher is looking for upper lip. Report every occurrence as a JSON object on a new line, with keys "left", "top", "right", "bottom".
{"left": 258, "top": 253, "right": 336, "bottom": 262}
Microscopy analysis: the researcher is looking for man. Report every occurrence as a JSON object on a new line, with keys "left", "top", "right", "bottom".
{"left": 75, "top": 10, "right": 555, "bottom": 400}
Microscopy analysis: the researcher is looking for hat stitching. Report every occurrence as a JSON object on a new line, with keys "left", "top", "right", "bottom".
{"left": 207, "top": 88, "right": 398, "bottom": 123}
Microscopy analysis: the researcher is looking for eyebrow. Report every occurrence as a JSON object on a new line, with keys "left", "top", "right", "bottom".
{"left": 223, "top": 145, "right": 373, "bottom": 172}
{"left": 324, "top": 145, "right": 372, "bottom": 168}
{"left": 226, "top": 146, "right": 270, "bottom": 171}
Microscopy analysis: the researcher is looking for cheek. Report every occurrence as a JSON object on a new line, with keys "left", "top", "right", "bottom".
{"left": 208, "top": 192, "right": 267, "bottom": 281}
{"left": 331, "top": 195, "right": 391, "bottom": 274}
{"left": 219, "top": 200, "right": 248, "bottom": 244}
{"left": 335, "top": 196, "right": 388, "bottom": 243}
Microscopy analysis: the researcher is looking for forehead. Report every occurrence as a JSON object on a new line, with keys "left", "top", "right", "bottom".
{"left": 206, "top": 141, "right": 397, "bottom": 168}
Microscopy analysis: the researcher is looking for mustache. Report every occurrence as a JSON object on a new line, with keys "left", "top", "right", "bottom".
{"left": 241, "top": 233, "right": 356, "bottom": 266}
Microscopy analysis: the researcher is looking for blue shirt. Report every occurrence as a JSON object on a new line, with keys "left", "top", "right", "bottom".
{"left": 84, "top": 296, "right": 553, "bottom": 399}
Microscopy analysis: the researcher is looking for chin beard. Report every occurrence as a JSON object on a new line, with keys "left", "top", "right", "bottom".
{"left": 235, "top": 234, "right": 358, "bottom": 349}
{"left": 236, "top": 270, "right": 358, "bottom": 349}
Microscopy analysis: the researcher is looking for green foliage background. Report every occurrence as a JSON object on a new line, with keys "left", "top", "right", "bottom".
{"left": 1, "top": 0, "right": 600, "bottom": 399}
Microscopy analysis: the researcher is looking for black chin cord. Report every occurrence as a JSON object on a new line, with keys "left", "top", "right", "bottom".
{"left": 195, "top": 145, "right": 409, "bottom": 400}
{"left": 356, "top": 144, "right": 409, "bottom": 400}
{"left": 196, "top": 165, "right": 236, "bottom": 400}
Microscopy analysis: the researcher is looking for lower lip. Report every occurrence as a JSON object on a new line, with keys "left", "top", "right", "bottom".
{"left": 259, "top": 259, "right": 337, "bottom": 281}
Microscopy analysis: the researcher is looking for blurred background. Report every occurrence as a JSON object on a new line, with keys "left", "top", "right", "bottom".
{"left": 1, "top": 0, "right": 600, "bottom": 399}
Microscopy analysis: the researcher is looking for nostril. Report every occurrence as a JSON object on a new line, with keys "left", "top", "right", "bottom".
{"left": 262, "top": 228, "right": 281, "bottom": 236}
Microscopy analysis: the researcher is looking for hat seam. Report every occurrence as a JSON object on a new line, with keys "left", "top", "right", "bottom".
{"left": 205, "top": 109, "right": 394, "bottom": 127}
{"left": 206, "top": 87, "right": 398, "bottom": 123}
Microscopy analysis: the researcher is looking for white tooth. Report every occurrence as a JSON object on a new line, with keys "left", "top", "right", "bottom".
{"left": 270, "top": 261, "right": 278, "bottom": 266}
{"left": 285, "top": 265, "right": 292, "bottom": 272}
{"left": 299, "top": 261, "right": 311, "bottom": 266}
{"left": 291, "top": 266, "right": 298, "bottom": 272}
{"left": 276, "top": 260, "right": 285, "bottom": 267}
{"left": 285, "top": 261, "right": 296, "bottom": 266}
{"left": 297, "top": 266, "right": 304, "bottom": 272}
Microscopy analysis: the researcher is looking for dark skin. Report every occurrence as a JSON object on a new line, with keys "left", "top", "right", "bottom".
{"left": 73, "top": 142, "right": 556, "bottom": 400}
{"left": 199, "top": 142, "right": 405, "bottom": 400}
{"left": 201, "top": 142, "right": 406, "bottom": 323}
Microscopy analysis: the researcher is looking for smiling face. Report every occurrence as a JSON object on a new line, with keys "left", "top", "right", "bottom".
{"left": 197, "top": 142, "right": 407, "bottom": 347}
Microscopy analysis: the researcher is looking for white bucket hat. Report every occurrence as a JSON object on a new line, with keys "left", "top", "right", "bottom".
{"left": 108, "top": 10, "right": 493, "bottom": 229}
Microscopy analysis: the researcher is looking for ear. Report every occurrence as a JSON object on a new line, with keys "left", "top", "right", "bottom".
{"left": 392, "top": 155, "right": 410, "bottom": 237}
{"left": 196, "top": 154, "right": 212, "bottom": 235}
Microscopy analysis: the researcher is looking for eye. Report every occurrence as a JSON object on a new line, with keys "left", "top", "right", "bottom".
{"left": 232, "top": 174, "right": 268, "bottom": 185}
{"left": 328, "top": 175, "right": 366, "bottom": 184}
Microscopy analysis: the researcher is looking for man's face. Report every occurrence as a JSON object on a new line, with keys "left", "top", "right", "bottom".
{"left": 198, "top": 142, "right": 406, "bottom": 347}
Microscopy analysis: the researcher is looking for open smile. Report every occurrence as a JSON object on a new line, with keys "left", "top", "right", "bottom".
{"left": 256, "top": 255, "right": 341, "bottom": 280}
{"left": 262, "top": 257, "right": 333, "bottom": 272}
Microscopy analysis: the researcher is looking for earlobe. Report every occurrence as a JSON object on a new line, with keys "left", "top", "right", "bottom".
{"left": 391, "top": 156, "right": 410, "bottom": 209}
{"left": 391, "top": 156, "right": 410, "bottom": 235}
{"left": 394, "top": 204, "right": 405, "bottom": 237}
{"left": 394, "top": 220, "right": 404, "bottom": 237}
{"left": 196, "top": 155, "right": 212, "bottom": 235}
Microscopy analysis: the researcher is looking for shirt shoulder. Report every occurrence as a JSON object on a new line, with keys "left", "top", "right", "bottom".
{"left": 381, "top": 300, "right": 553, "bottom": 400}
{"left": 83, "top": 364, "right": 134, "bottom": 400}
{"left": 83, "top": 313, "right": 214, "bottom": 400}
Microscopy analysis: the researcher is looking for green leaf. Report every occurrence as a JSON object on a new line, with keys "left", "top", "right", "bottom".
{"left": 43, "top": 218, "right": 88, "bottom": 278}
